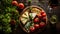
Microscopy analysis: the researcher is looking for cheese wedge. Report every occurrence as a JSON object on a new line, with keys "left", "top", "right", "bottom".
{"left": 21, "top": 11, "right": 29, "bottom": 25}
{"left": 22, "top": 11, "right": 29, "bottom": 18}
{"left": 29, "top": 13, "right": 37, "bottom": 19}
{"left": 20, "top": 17, "right": 28, "bottom": 25}
{"left": 31, "top": 8, "right": 40, "bottom": 14}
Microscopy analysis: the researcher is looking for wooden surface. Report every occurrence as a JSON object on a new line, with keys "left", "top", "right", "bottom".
{"left": 15, "top": 0, "right": 60, "bottom": 34}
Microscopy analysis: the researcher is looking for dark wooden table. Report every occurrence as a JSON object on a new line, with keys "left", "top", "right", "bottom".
{"left": 13, "top": 0, "right": 60, "bottom": 34}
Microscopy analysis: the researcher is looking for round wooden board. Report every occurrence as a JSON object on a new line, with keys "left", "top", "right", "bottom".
{"left": 19, "top": 5, "right": 48, "bottom": 34}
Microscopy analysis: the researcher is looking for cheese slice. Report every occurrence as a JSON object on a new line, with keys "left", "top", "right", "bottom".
{"left": 22, "top": 11, "right": 29, "bottom": 18}
{"left": 20, "top": 17, "right": 28, "bottom": 25}
{"left": 22, "top": 14, "right": 27, "bottom": 18}
{"left": 24, "top": 11, "right": 29, "bottom": 16}
{"left": 29, "top": 13, "right": 37, "bottom": 19}
{"left": 31, "top": 8, "right": 40, "bottom": 14}
{"left": 21, "top": 11, "right": 29, "bottom": 25}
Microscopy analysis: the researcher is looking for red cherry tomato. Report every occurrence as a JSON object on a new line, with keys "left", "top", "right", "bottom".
{"left": 42, "top": 13, "right": 46, "bottom": 17}
{"left": 41, "top": 10, "right": 45, "bottom": 15}
{"left": 34, "top": 18, "right": 39, "bottom": 23}
{"left": 30, "top": 27, "right": 35, "bottom": 32}
{"left": 18, "top": 3, "right": 24, "bottom": 9}
{"left": 12, "top": 1, "right": 18, "bottom": 6}
{"left": 34, "top": 24, "right": 40, "bottom": 29}
{"left": 42, "top": 17, "right": 46, "bottom": 22}
{"left": 39, "top": 22, "right": 45, "bottom": 28}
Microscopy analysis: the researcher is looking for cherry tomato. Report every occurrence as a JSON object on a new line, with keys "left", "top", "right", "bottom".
{"left": 34, "top": 24, "right": 39, "bottom": 29}
{"left": 18, "top": 3, "right": 24, "bottom": 9}
{"left": 42, "top": 13, "right": 46, "bottom": 17}
{"left": 30, "top": 26, "right": 35, "bottom": 32}
{"left": 41, "top": 10, "right": 45, "bottom": 15}
{"left": 42, "top": 17, "right": 46, "bottom": 22}
{"left": 12, "top": 1, "right": 18, "bottom": 6}
{"left": 39, "top": 22, "right": 45, "bottom": 28}
{"left": 34, "top": 18, "right": 39, "bottom": 23}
